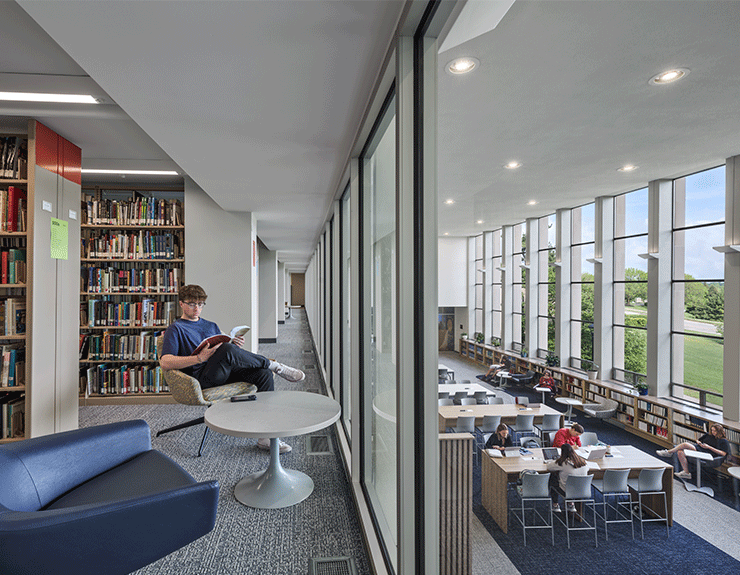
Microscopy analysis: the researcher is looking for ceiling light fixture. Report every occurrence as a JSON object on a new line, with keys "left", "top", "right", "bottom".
{"left": 443, "top": 232, "right": 450, "bottom": 236}
{"left": 446, "top": 57, "right": 480, "bottom": 75}
{"left": 617, "top": 164, "right": 639, "bottom": 173}
{"left": 504, "top": 161, "right": 521, "bottom": 170}
{"left": 527, "top": 200, "right": 538, "bottom": 205}
{"left": 81, "top": 169, "right": 180, "bottom": 176}
{"left": 476, "top": 220, "right": 484, "bottom": 224}
{"left": 444, "top": 199, "right": 455, "bottom": 205}
{"left": 0, "top": 91, "right": 99, "bottom": 104}
{"left": 649, "top": 68, "right": 689, "bottom": 86}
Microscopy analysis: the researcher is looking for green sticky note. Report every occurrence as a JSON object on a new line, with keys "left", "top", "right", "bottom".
{"left": 50, "top": 218, "right": 68, "bottom": 260}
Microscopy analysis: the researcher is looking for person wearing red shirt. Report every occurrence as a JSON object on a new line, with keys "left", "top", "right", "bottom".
{"left": 551, "top": 423, "right": 584, "bottom": 448}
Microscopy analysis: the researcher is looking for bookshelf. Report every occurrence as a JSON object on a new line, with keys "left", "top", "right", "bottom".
{"left": 79, "top": 185, "right": 184, "bottom": 404}
{"left": 457, "top": 337, "right": 740, "bottom": 473}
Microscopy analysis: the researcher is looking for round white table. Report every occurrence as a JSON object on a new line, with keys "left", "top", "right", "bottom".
{"left": 555, "top": 396, "right": 582, "bottom": 426}
{"left": 205, "top": 390, "right": 341, "bottom": 508}
{"left": 683, "top": 450, "right": 716, "bottom": 497}
{"left": 534, "top": 386, "right": 552, "bottom": 405}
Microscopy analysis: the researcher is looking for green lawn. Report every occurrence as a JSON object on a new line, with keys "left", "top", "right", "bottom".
{"left": 682, "top": 334, "right": 724, "bottom": 407}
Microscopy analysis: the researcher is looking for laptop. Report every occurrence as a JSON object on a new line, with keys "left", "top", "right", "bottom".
{"left": 584, "top": 446, "right": 608, "bottom": 460}
{"left": 542, "top": 447, "right": 559, "bottom": 461}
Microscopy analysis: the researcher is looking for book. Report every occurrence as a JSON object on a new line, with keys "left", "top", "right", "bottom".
{"left": 191, "top": 325, "right": 250, "bottom": 356}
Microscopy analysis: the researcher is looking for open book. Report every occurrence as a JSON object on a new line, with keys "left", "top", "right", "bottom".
{"left": 191, "top": 325, "right": 250, "bottom": 356}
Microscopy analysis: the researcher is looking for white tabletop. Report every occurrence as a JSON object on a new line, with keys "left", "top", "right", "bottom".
{"left": 205, "top": 390, "right": 341, "bottom": 439}
{"left": 727, "top": 467, "right": 740, "bottom": 480}
{"left": 556, "top": 397, "right": 582, "bottom": 406}
{"left": 438, "top": 383, "right": 493, "bottom": 395}
{"left": 685, "top": 450, "right": 714, "bottom": 461}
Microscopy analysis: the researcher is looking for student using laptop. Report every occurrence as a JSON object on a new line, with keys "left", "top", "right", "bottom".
{"left": 547, "top": 443, "right": 588, "bottom": 512}
{"left": 655, "top": 422, "right": 730, "bottom": 479}
{"left": 552, "top": 423, "right": 584, "bottom": 448}
{"left": 484, "top": 423, "right": 513, "bottom": 451}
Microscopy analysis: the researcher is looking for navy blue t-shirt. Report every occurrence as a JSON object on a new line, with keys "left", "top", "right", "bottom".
{"left": 162, "top": 317, "right": 221, "bottom": 376}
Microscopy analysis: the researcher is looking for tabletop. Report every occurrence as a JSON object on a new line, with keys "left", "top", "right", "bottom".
{"left": 556, "top": 396, "right": 582, "bottom": 405}
{"left": 438, "top": 402, "right": 561, "bottom": 422}
{"left": 438, "top": 382, "right": 494, "bottom": 395}
{"left": 205, "top": 390, "right": 341, "bottom": 439}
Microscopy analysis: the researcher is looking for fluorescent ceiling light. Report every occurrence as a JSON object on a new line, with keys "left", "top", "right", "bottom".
{"left": 81, "top": 169, "right": 179, "bottom": 176}
{"left": 649, "top": 68, "right": 689, "bottom": 86}
{"left": 446, "top": 57, "right": 479, "bottom": 75}
{"left": 617, "top": 164, "right": 639, "bottom": 172}
{"left": 0, "top": 91, "right": 98, "bottom": 104}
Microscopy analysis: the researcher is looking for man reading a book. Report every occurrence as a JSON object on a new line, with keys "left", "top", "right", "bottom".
{"left": 160, "top": 284, "right": 305, "bottom": 453}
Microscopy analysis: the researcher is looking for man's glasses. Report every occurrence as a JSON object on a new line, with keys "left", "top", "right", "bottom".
{"left": 182, "top": 301, "right": 206, "bottom": 308}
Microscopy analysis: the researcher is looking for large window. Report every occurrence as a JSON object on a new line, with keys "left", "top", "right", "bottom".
{"left": 362, "top": 100, "right": 397, "bottom": 557}
{"left": 511, "top": 223, "right": 525, "bottom": 349}
{"left": 474, "top": 234, "right": 484, "bottom": 336}
{"left": 340, "top": 186, "right": 351, "bottom": 435}
{"left": 614, "top": 188, "right": 648, "bottom": 384}
{"left": 672, "top": 166, "right": 725, "bottom": 407}
{"left": 537, "top": 214, "right": 556, "bottom": 356}
{"left": 571, "top": 203, "right": 595, "bottom": 366}
{"left": 490, "top": 230, "right": 502, "bottom": 343}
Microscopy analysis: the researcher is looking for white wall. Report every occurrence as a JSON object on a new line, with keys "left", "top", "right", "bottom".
{"left": 184, "top": 178, "right": 258, "bottom": 350}
{"left": 258, "top": 245, "right": 278, "bottom": 340}
{"left": 438, "top": 237, "right": 468, "bottom": 307}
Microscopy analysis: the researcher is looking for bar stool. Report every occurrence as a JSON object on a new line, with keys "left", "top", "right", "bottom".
{"left": 627, "top": 467, "right": 669, "bottom": 539}
{"left": 591, "top": 468, "right": 634, "bottom": 540}
{"left": 511, "top": 472, "right": 554, "bottom": 546}
{"left": 509, "top": 414, "right": 535, "bottom": 443}
{"left": 438, "top": 391, "right": 450, "bottom": 400}
{"left": 534, "top": 413, "right": 561, "bottom": 445}
{"left": 453, "top": 390, "right": 469, "bottom": 405}
{"left": 554, "top": 474, "right": 597, "bottom": 548}
{"left": 460, "top": 397, "right": 477, "bottom": 406}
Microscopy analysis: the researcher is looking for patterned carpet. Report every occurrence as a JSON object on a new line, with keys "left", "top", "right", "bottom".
{"left": 79, "top": 310, "right": 371, "bottom": 575}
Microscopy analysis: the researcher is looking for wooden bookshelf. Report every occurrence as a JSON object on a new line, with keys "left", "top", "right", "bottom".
{"left": 79, "top": 185, "right": 184, "bottom": 402}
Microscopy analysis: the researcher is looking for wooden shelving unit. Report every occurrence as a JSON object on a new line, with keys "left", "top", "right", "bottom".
{"left": 79, "top": 185, "right": 184, "bottom": 403}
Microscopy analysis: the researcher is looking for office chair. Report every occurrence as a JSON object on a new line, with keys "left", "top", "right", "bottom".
{"left": 473, "top": 390, "right": 489, "bottom": 404}
{"left": 580, "top": 432, "right": 600, "bottom": 446}
{"left": 511, "top": 472, "right": 554, "bottom": 546}
{"left": 628, "top": 468, "right": 669, "bottom": 539}
{"left": 553, "top": 474, "right": 597, "bottom": 548}
{"left": 591, "top": 468, "right": 634, "bottom": 540}
{"left": 439, "top": 398, "right": 454, "bottom": 406}
{"left": 460, "top": 397, "right": 477, "bottom": 405}
{"left": 453, "top": 390, "right": 469, "bottom": 405}
{"left": 487, "top": 396, "right": 504, "bottom": 405}
{"left": 438, "top": 391, "right": 450, "bottom": 400}
{"left": 534, "top": 413, "right": 561, "bottom": 445}
{"left": 510, "top": 414, "right": 536, "bottom": 442}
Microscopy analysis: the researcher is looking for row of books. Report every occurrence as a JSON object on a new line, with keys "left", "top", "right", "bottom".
{"left": 1, "top": 248, "right": 26, "bottom": 284}
{"left": 641, "top": 411, "right": 667, "bottom": 426}
{"left": 0, "top": 344, "right": 24, "bottom": 387}
{"left": 0, "top": 393, "right": 24, "bottom": 439}
{"left": 0, "top": 298, "right": 26, "bottom": 336}
{"left": 82, "top": 266, "right": 181, "bottom": 294}
{"left": 81, "top": 196, "right": 183, "bottom": 226}
{"left": 637, "top": 400, "right": 667, "bottom": 417}
{"left": 81, "top": 364, "right": 168, "bottom": 395}
{"left": 81, "top": 299, "right": 176, "bottom": 328}
{"left": 637, "top": 420, "right": 669, "bottom": 438}
{"left": 81, "top": 230, "right": 182, "bottom": 260}
{"left": 0, "top": 186, "right": 27, "bottom": 232}
{"left": 80, "top": 330, "right": 163, "bottom": 361}
{"left": 0, "top": 137, "right": 27, "bottom": 180}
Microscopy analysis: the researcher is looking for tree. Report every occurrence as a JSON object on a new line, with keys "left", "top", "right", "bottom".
{"left": 624, "top": 316, "right": 647, "bottom": 374}
{"left": 624, "top": 268, "right": 647, "bottom": 306}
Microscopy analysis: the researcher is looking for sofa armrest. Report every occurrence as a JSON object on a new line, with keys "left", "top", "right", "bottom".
{"left": 0, "top": 420, "right": 152, "bottom": 511}
{"left": 0, "top": 480, "right": 219, "bottom": 575}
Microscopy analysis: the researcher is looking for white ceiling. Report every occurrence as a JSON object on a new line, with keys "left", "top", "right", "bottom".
{"left": 3, "top": 1, "right": 740, "bottom": 268}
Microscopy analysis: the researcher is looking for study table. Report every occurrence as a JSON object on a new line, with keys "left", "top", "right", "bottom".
{"left": 438, "top": 382, "right": 496, "bottom": 397}
{"left": 438, "top": 403, "right": 562, "bottom": 433}
{"left": 481, "top": 446, "right": 673, "bottom": 533}
{"left": 205, "top": 390, "right": 341, "bottom": 509}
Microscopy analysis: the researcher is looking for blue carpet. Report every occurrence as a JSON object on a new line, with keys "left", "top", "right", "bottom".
{"left": 473, "top": 409, "right": 740, "bottom": 574}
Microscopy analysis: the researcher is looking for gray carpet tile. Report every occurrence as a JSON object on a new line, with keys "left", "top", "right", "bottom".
{"left": 79, "top": 309, "right": 371, "bottom": 575}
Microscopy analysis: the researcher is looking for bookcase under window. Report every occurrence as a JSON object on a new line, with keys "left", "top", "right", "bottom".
{"left": 79, "top": 184, "right": 184, "bottom": 405}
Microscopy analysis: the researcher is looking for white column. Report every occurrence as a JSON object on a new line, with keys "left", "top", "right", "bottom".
{"left": 594, "top": 196, "right": 614, "bottom": 379}
{"left": 555, "top": 209, "right": 572, "bottom": 364}
{"left": 483, "top": 231, "right": 493, "bottom": 342}
{"left": 721, "top": 156, "right": 740, "bottom": 420}
{"left": 525, "top": 218, "right": 539, "bottom": 356}
{"left": 501, "top": 225, "right": 514, "bottom": 350}
{"left": 646, "top": 180, "right": 672, "bottom": 396}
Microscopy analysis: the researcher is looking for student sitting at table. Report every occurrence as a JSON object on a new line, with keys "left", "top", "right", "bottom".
{"left": 484, "top": 423, "right": 513, "bottom": 451}
{"left": 551, "top": 423, "right": 584, "bottom": 448}
{"left": 546, "top": 443, "right": 588, "bottom": 512}
{"left": 538, "top": 369, "right": 558, "bottom": 393}
{"left": 656, "top": 422, "right": 730, "bottom": 479}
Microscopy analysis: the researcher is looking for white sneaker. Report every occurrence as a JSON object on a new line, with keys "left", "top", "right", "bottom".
{"left": 675, "top": 470, "right": 691, "bottom": 479}
{"left": 257, "top": 437, "right": 292, "bottom": 454}
{"left": 271, "top": 362, "right": 305, "bottom": 382}
{"left": 552, "top": 503, "right": 561, "bottom": 512}
{"left": 567, "top": 502, "right": 576, "bottom": 511}
{"left": 656, "top": 449, "right": 672, "bottom": 458}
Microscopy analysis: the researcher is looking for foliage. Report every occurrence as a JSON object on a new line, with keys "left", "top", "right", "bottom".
{"left": 474, "top": 332, "right": 484, "bottom": 344}
{"left": 635, "top": 381, "right": 648, "bottom": 392}
{"left": 545, "top": 352, "right": 560, "bottom": 367}
{"left": 581, "top": 359, "right": 599, "bottom": 372}
{"left": 490, "top": 336, "right": 501, "bottom": 347}
{"left": 623, "top": 316, "right": 647, "bottom": 374}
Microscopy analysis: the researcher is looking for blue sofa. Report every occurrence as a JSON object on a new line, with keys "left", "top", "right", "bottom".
{"left": 0, "top": 419, "right": 219, "bottom": 575}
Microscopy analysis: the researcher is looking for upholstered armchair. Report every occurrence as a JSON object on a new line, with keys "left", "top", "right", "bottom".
{"left": 0, "top": 419, "right": 218, "bottom": 575}
{"left": 583, "top": 398, "right": 619, "bottom": 420}
{"left": 156, "top": 335, "right": 257, "bottom": 455}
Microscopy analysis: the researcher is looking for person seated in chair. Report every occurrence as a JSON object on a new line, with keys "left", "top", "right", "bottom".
{"left": 546, "top": 443, "right": 588, "bottom": 512}
{"left": 160, "top": 284, "right": 305, "bottom": 453}
{"left": 538, "top": 369, "right": 558, "bottom": 394}
{"left": 551, "top": 423, "right": 584, "bottom": 448}
{"left": 483, "top": 356, "right": 513, "bottom": 384}
{"left": 656, "top": 423, "right": 729, "bottom": 479}
{"left": 484, "top": 423, "right": 513, "bottom": 451}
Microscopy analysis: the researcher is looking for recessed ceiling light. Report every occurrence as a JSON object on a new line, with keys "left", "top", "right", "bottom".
{"left": 0, "top": 91, "right": 99, "bottom": 104}
{"left": 649, "top": 68, "right": 689, "bottom": 86}
{"left": 527, "top": 200, "right": 538, "bottom": 205}
{"left": 446, "top": 57, "right": 480, "bottom": 75}
{"left": 443, "top": 232, "right": 449, "bottom": 236}
{"left": 476, "top": 220, "right": 484, "bottom": 224}
{"left": 617, "top": 164, "right": 639, "bottom": 173}
{"left": 444, "top": 199, "right": 455, "bottom": 205}
{"left": 81, "top": 169, "right": 180, "bottom": 176}
{"left": 504, "top": 161, "right": 521, "bottom": 170}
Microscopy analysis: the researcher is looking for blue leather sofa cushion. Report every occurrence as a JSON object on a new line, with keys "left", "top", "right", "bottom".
{"left": 46, "top": 450, "right": 196, "bottom": 510}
